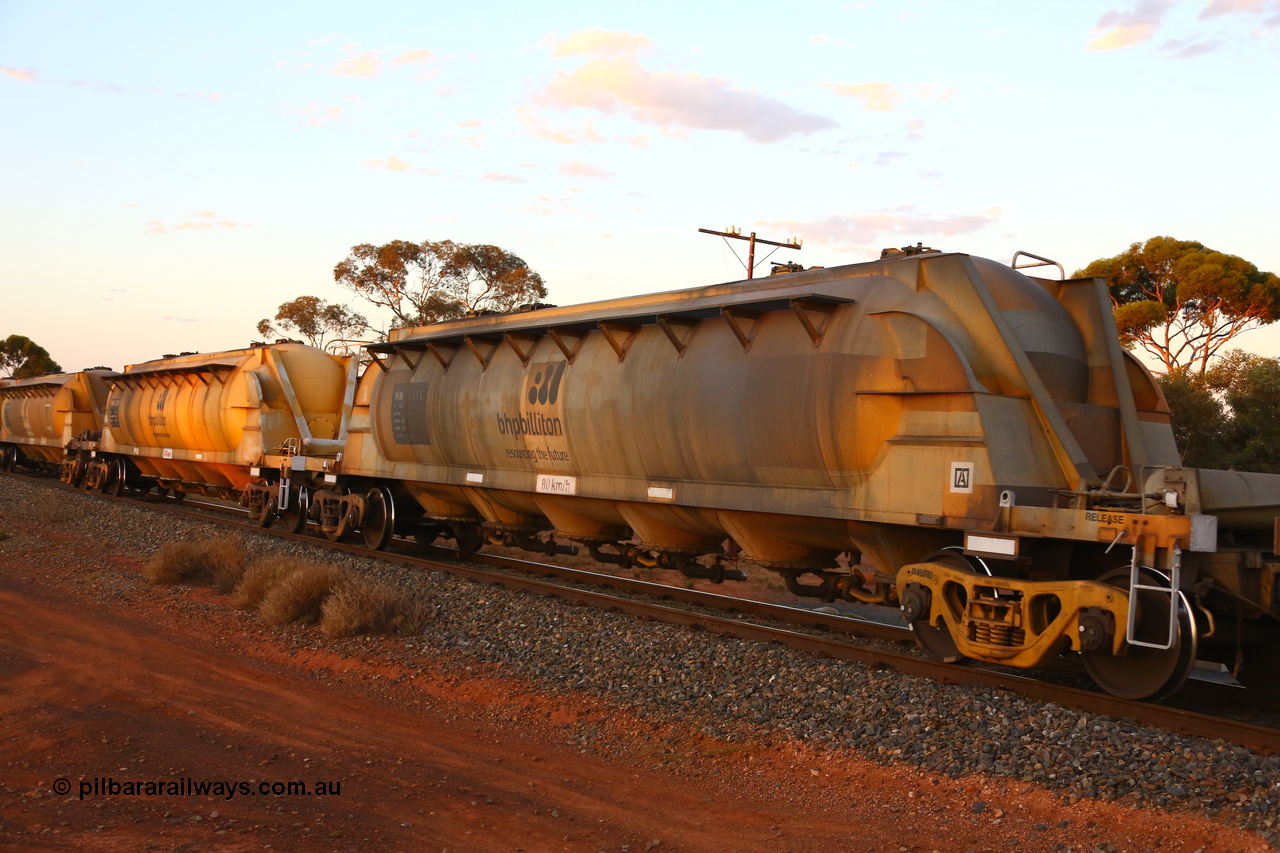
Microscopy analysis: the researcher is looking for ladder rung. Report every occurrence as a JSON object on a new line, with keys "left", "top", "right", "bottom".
{"left": 1125, "top": 542, "right": 1183, "bottom": 651}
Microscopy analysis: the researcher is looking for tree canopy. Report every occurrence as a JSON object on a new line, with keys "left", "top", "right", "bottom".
{"left": 257, "top": 296, "right": 369, "bottom": 350}
{"left": 1157, "top": 352, "right": 1280, "bottom": 474}
{"left": 1217, "top": 357, "right": 1280, "bottom": 475}
{"left": 333, "top": 239, "right": 548, "bottom": 329}
{"left": 1075, "top": 236, "right": 1280, "bottom": 375}
{"left": 0, "top": 335, "right": 62, "bottom": 379}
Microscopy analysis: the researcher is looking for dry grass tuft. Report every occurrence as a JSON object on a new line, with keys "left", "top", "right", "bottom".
{"left": 145, "top": 536, "right": 432, "bottom": 637}
{"left": 233, "top": 556, "right": 314, "bottom": 609}
{"left": 319, "top": 576, "right": 437, "bottom": 638}
{"left": 145, "top": 538, "right": 245, "bottom": 591}
{"left": 257, "top": 563, "right": 341, "bottom": 626}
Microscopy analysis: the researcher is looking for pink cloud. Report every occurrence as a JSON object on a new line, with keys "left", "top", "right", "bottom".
{"left": 760, "top": 207, "right": 1001, "bottom": 252}
{"left": 392, "top": 49, "right": 434, "bottom": 66}
{"left": 537, "top": 56, "right": 838, "bottom": 144}
{"left": 873, "top": 151, "right": 908, "bottom": 166}
{"left": 361, "top": 156, "right": 415, "bottom": 172}
{"left": 823, "top": 82, "right": 898, "bottom": 111}
{"left": 822, "top": 82, "right": 958, "bottom": 111}
{"left": 1159, "top": 35, "right": 1228, "bottom": 56}
{"left": 70, "top": 79, "right": 126, "bottom": 93}
{"left": 333, "top": 49, "right": 382, "bottom": 77}
{"left": 517, "top": 107, "right": 606, "bottom": 145}
{"left": 1200, "top": 0, "right": 1275, "bottom": 17}
{"left": 1088, "top": 0, "right": 1176, "bottom": 50}
{"left": 1198, "top": 0, "right": 1280, "bottom": 30}
{"left": 482, "top": 173, "right": 527, "bottom": 184}
{"left": 1, "top": 66, "right": 37, "bottom": 82}
{"left": 553, "top": 30, "right": 652, "bottom": 58}
{"left": 145, "top": 214, "right": 244, "bottom": 235}
{"left": 288, "top": 104, "right": 344, "bottom": 125}
{"left": 558, "top": 161, "right": 613, "bottom": 179}
{"left": 521, "top": 193, "right": 580, "bottom": 216}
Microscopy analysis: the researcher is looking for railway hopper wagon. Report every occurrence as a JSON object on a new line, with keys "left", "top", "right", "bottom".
{"left": 269, "top": 247, "right": 1280, "bottom": 700}
{"left": 71, "top": 343, "right": 355, "bottom": 507}
{"left": 0, "top": 370, "right": 115, "bottom": 480}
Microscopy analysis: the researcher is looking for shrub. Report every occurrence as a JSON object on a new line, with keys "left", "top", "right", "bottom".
{"left": 319, "top": 576, "right": 437, "bottom": 638}
{"left": 257, "top": 563, "right": 341, "bottom": 626}
{"left": 145, "top": 538, "right": 244, "bottom": 591}
{"left": 233, "top": 555, "right": 313, "bottom": 609}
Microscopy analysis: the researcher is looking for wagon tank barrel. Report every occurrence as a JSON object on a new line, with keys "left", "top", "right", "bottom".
{"left": 1194, "top": 468, "right": 1280, "bottom": 531}
{"left": 333, "top": 248, "right": 1280, "bottom": 700}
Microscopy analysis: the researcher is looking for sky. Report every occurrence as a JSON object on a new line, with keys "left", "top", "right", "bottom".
{"left": 2, "top": 0, "right": 1278, "bottom": 374}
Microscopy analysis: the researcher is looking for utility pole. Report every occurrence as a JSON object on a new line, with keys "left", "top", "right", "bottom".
{"left": 698, "top": 226, "right": 802, "bottom": 279}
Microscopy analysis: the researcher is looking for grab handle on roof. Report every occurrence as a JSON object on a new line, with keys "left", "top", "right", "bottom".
{"left": 1011, "top": 250, "right": 1065, "bottom": 280}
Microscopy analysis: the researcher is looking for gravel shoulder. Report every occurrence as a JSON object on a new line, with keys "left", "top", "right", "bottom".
{"left": 0, "top": 475, "right": 1277, "bottom": 852}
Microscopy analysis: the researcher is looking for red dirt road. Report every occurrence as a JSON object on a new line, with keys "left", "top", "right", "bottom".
{"left": 1, "top": 528, "right": 1273, "bottom": 851}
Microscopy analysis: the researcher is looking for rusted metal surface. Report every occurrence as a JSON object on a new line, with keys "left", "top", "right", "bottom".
{"left": 97, "top": 344, "right": 354, "bottom": 493}
{"left": 898, "top": 559, "right": 1132, "bottom": 665}
{"left": 23, "top": 472, "right": 1268, "bottom": 754}
{"left": 323, "top": 250, "right": 1280, "bottom": 700}
{"left": 349, "top": 252, "right": 1183, "bottom": 575}
{"left": 0, "top": 370, "right": 114, "bottom": 466}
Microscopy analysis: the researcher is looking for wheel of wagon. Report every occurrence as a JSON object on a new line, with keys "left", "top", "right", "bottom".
{"left": 171, "top": 489, "right": 186, "bottom": 503}
{"left": 905, "top": 548, "right": 986, "bottom": 664}
{"left": 361, "top": 485, "right": 396, "bottom": 551}
{"left": 283, "top": 487, "right": 310, "bottom": 535}
{"left": 0, "top": 447, "right": 13, "bottom": 472}
{"left": 1082, "top": 566, "right": 1198, "bottom": 701}
{"left": 452, "top": 523, "right": 483, "bottom": 558}
{"left": 108, "top": 459, "right": 128, "bottom": 497}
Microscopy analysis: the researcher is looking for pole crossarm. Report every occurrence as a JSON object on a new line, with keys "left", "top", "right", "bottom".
{"left": 697, "top": 227, "right": 802, "bottom": 280}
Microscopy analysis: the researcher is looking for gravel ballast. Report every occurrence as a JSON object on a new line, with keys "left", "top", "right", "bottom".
{"left": 2, "top": 476, "right": 1278, "bottom": 848}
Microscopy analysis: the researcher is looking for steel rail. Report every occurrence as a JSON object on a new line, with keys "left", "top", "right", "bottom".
{"left": 465, "top": 552, "right": 912, "bottom": 642}
{"left": 5, "top": 472, "right": 1279, "bottom": 753}
{"left": 176, "top": 493, "right": 912, "bottom": 643}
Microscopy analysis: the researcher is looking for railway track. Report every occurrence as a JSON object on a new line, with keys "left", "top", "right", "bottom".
{"left": 7, "top": 471, "right": 1279, "bottom": 754}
